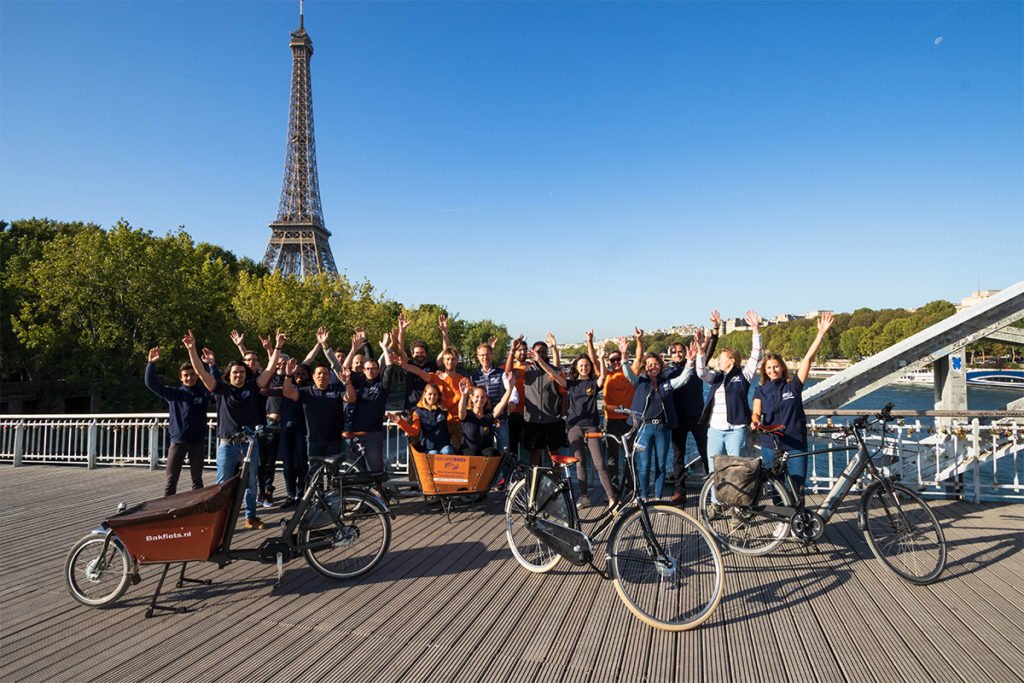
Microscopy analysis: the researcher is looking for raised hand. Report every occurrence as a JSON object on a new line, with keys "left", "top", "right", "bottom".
{"left": 381, "top": 332, "right": 392, "bottom": 349}
{"left": 258, "top": 333, "right": 273, "bottom": 352}
{"left": 147, "top": 347, "right": 160, "bottom": 363}
{"left": 710, "top": 310, "right": 722, "bottom": 329}
{"left": 695, "top": 327, "right": 705, "bottom": 347}
{"left": 487, "top": 335, "right": 498, "bottom": 348}
{"left": 818, "top": 311, "right": 834, "bottom": 335}
{"left": 545, "top": 332, "right": 557, "bottom": 348}
{"left": 459, "top": 377, "right": 471, "bottom": 395}
{"left": 745, "top": 310, "right": 760, "bottom": 333}
{"left": 340, "top": 367, "right": 352, "bottom": 384}
{"left": 274, "top": 328, "right": 287, "bottom": 348}
{"left": 615, "top": 336, "right": 629, "bottom": 356}
{"left": 527, "top": 347, "right": 538, "bottom": 362}
{"left": 512, "top": 334, "right": 525, "bottom": 349}
{"left": 687, "top": 340, "right": 699, "bottom": 362}
{"left": 437, "top": 314, "right": 449, "bottom": 333}
{"left": 397, "top": 311, "right": 410, "bottom": 332}
{"left": 634, "top": 326, "right": 644, "bottom": 340}
{"left": 182, "top": 329, "right": 196, "bottom": 350}
{"left": 352, "top": 327, "right": 366, "bottom": 349}
{"left": 387, "top": 351, "right": 401, "bottom": 366}
{"left": 316, "top": 326, "right": 329, "bottom": 347}
{"left": 285, "top": 357, "right": 298, "bottom": 375}
{"left": 596, "top": 344, "right": 606, "bottom": 360}
{"left": 230, "top": 330, "right": 244, "bottom": 346}
{"left": 201, "top": 348, "right": 216, "bottom": 365}
{"left": 585, "top": 329, "right": 594, "bottom": 343}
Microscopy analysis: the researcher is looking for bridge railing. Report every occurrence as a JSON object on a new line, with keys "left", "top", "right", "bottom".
{"left": 1, "top": 411, "right": 1020, "bottom": 503}
{"left": 0, "top": 413, "right": 410, "bottom": 474}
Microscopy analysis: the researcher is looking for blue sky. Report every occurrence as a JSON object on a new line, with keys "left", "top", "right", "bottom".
{"left": 2, "top": 1, "right": 1021, "bottom": 343}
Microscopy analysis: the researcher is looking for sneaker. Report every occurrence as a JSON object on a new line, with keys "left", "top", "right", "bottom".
{"left": 280, "top": 497, "right": 297, "bottom": 509}
{"left": 260, "top": 497, "right": 276, "bottom": 509}
{"left": 579, "top": 494, "right": 591, "bottom": 508}
{"left": 705, "top": 503, "right": 725, "bottom": 521}
{"left": 244, "top": 517, "right": 266, "bottom": 530}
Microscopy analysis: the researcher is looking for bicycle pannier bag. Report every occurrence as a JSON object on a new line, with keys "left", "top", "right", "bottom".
{"left": 713, "top": 455, "right": 763, "bottom": 507}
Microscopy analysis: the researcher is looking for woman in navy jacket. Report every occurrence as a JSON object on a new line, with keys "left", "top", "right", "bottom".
{"left": 751, "top": 312, "right": 834, "bottom": 504}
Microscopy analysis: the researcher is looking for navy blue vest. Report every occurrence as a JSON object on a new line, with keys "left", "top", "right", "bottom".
{"left": 633, "top": 374, "right": 681, "bottom": 430}
{"left": 699, "top": 367, "right": 751, "bottom": 425}
{"left": 413, "top": 406, "right": 450, "bottom": 452}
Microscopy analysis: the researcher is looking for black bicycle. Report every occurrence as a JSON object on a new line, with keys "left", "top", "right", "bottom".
{"left": 504, "top": 409, "right": 724, "bottom": 630}
{"left": 698, "top": 403, "right": 947, "bottom": 585}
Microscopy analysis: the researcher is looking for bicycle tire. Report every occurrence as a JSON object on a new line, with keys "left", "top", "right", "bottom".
{"left": 861, "top": 481, "right": 946, "bottom": 585}
{"left": 301, "top": 488, "right": 391, "bottom": 580}
{"left": 698, "top": 475, "right": 793, "bottom": 555}
{"left": 608, "top": 505, "right": 724, "bottom": 631}
{"left": 504, "top": 474, "right": 572, "bottom": 573}
{"left": 65, "top": 532, "right": 131, "bottom": 607}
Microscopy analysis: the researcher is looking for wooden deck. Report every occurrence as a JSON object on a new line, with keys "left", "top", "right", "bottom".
{"left": 1, "top": 464, "right": 1022, "bottom": 683}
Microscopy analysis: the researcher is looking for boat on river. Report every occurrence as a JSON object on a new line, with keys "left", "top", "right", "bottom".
{"left": 966, "top": 369, "right": 1024, "bottom": 391}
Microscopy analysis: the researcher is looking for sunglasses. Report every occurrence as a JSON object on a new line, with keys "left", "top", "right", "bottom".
{"left": 608, "top": 358, "right": 622, "bottom": 363}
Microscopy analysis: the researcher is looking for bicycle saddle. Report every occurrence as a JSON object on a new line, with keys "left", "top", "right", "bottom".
{"left": 755, "top": 424, "right": 785, "bottom": 434}
{"left": 551, "top": 454, "right": 579, "bottom": 466}
{"left": 342, "top": 431, "right": 368, "bottom": 439}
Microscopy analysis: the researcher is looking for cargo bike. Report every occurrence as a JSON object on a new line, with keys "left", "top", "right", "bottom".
{"left": 64, "top": 426, "right": 394, "bottom": 617}
{"left": 408, "top": 445, "right": 508, "bottom": 522}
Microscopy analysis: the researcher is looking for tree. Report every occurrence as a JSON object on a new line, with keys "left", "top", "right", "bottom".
{"left": 840, "top": 326, "right": 867, "bottom": 361}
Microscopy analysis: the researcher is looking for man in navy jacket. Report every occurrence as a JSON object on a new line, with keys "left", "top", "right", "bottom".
{"left": 144, "top": 346, "right": 214, "bottom": 496}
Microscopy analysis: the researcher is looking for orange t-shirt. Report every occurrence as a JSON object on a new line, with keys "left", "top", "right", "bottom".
{"left": 428, "top": 371, "right": 467, "bottom": 422}
{"left": 603, "top": 369, "right": 635, "bottom": 420}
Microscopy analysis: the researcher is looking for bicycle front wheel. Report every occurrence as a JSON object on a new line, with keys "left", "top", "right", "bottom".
{"left": 65, "top": 532, "right": 131, "bottom": 607}
{"left": 301, "top": 489, "right": 391, "bottom": 580}
{"left": 698, "top": 475, "right": 793, "bottom": 556}
{"left": 861, "top": 481, "right": 946, "bottom": 584}
{"left": 505, "top": 474, "right": 572, "bottom": 573}
{"left": 608, "top": 505, "right": 724, "bottom": 631}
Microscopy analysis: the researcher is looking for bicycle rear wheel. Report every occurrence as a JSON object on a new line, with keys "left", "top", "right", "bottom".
{"left": 698, "top": 475, "right": 793, "bottom": 555}
{"left": 505, "top": 473, "right": 572, "bottom": 573}
{"left": 861, "top": 481, "right": 946, "bottom": 584}
{"left": 65, "top": 532, "right": 131, "bottom": 607}
{"left": 608, "top": 505, "right": 724, "bottom": 631}
{"left": 301, "top": 489, "right": 391, "bottom": 580}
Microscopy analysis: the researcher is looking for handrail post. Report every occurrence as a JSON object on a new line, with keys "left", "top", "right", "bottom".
{"left": 87, "top": 420, "right": 98, "bottom": 470}
{"left": 971, "top": 418, "right": 981, "bottom": 504}
{"left": 149, "top": 422, "right": 160, "bottom": 471}
{"left": 13, "top": 423, "right": 25, "bottom": 467}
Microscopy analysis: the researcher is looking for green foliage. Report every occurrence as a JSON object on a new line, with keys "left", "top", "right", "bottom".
{"left": 2, "top": 218, "right": 512, "bottom": 410}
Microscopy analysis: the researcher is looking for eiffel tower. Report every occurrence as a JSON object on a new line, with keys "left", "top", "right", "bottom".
{"left": 262, "top": 5, "right": 338, "bottom": 278}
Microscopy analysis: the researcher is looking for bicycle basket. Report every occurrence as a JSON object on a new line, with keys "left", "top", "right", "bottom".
{"left": 713, "top": 455, "right": 763, "bottom": 507}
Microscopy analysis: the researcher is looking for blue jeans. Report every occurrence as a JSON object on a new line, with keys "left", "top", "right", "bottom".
{"left": 217, "top": 439, "right": 259, "bottom": 519}
{"left": 427, "top": 445, "right": 456, "bottom": 454}
{"left": 493, "top": 418, "right": 510, "bottom": 453}
{"left": 707, "top": 427, "right": 748, "bottom": 505}
{"left": 634, "top": 422, "right": 671, "bottom": 500}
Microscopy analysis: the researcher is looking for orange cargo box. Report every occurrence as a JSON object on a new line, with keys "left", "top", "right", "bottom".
{"left": 106, "top": 479, "right": 235, "bottom": 563}
{"left": 411, "top": 448, "right": 502, "bottom": 496}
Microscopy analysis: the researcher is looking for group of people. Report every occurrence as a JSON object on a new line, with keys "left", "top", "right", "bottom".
{"left": 144, "top": 310, "right": 835, "bottom": 526}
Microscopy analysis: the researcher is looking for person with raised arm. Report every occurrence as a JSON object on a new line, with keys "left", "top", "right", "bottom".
{"left": 504, "top": 335, "right": 529, "bottom": 462}
{"left": 281, "top": 327, "right": 354, "bottom": 465}
{"left": 695, "top": 310, "right": 763, "bottom": 515}
{"left": 534, "top": 340, "right": 614, "bottom": 507}
{"left": 457, "top": 376, "right": 514, "bottom": 458}
{"left": 752, "top": 312, "right": 834, "bottom": 505}
{"left": 341, "top": 330, "right": 397, "bottom": 472}
{"left": 520, "top": 333, "right": 568, "bottom": 467}
{"left": 394, "top": 311, "right": 439, "bottom": 409}
{"left": 621, "top": 328, "right": 697, "bottom": 501}
{"left": 185, "top": 328, "right": 283, "bottom": 530}
{"left": 603, "top": 336, "right": 636, "bottom": 493}
{"left": 395, "top": 337, "right": 468, "bottom": 451}
{"left": 143, "top": 345, "right": 215, "bottom": 496}
{"left": 387, "top": 382, "right": 454, "bottom": 454}
{"left": 663, "top": 311, "right": 721, "bottom": 504}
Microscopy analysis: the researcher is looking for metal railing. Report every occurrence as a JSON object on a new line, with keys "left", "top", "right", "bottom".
{"left": 0, "top": 413, "right": 410, "bottom": 474}
{"left": 1, "top": 410, "right": 1020, "bottom": 503}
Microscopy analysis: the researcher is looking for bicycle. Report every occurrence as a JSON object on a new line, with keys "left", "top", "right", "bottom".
{"left": 65, "top": 426, "right": 394, "bottom": 616}
{"left": 504, "top": 409, "right": 724, "bottom": 631}
{"left": 697, "top": 403, "right": 947, "bottom": 585}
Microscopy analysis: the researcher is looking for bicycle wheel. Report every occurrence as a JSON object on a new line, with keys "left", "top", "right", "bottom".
{"left": 608, "top": 505, "right": 724, "bottom": 631}
{"left": 301, "top": 489, "right": 391, "bottom": 580}
{"left": 698, "top": 474, "right": 793, "bottom": 556}
{"left": 861, "top": 481, "right": 946, "bottom": 585}
{"left": 65, "top": 532, "right": 131, "bottom": 607}
{"left": 504, "top": 473, "right": 572, "bottom": 573}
